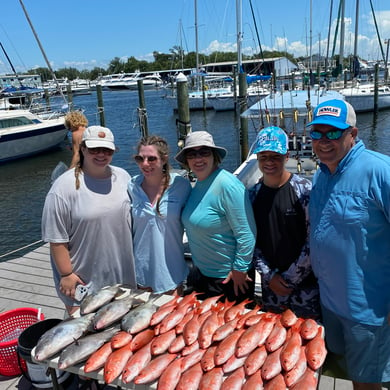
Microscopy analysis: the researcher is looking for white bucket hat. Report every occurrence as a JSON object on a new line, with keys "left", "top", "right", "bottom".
{"left": 175, "top": 131, "right": 227, "bottom": 164}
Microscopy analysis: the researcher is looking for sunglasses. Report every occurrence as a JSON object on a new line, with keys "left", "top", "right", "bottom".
{"left": 87, "top": 147, "right": 114, "bottom": 155}
{"left": 185, "top": 148, "right": 212, "bottom": 159}
{"left": 310, "top": 129, "right": 347, "bottom": 140}
{"left": 134, "top": 155, "right": 158, "bottom": 163}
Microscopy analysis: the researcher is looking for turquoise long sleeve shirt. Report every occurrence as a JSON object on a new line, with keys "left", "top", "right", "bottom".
{"left": 182, "top": 168, "right": 256, "bottom": 278}
{"left": 309, "top": 141, "right": 390, "bottom": 326}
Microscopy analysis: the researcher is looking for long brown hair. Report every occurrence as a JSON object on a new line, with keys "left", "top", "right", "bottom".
{"left": 74, "top": 142, "right": 86, "bottom": 189}
{"left": 137, "top": 135, "right": 171, "bottom": 216}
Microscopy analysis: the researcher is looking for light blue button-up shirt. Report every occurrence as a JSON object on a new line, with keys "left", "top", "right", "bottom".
{"left": 129, "top": 172, "right": 191, "bottom": 293}
{"left": 309, "top": 141, "right": 390, "bottom": 325}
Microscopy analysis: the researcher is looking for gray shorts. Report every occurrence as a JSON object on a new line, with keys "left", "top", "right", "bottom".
{"left": 321, "top": 305, "right": 390, "bottom": 383}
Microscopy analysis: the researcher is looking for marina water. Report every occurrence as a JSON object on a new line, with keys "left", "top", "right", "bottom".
{"left": 1, "top": 88, "right": 390, "bottom": 260}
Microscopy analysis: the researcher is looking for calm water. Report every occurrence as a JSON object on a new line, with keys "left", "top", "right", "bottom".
{"left": 1, "top": 89, "right": 390, "bottom": 260}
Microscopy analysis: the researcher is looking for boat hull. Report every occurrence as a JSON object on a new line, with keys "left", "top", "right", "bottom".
{"left": 342, "top": 94, "right": 390, "bottom": 112}
{"left": 0, "top": 111, "right": 68, "bottom": 163}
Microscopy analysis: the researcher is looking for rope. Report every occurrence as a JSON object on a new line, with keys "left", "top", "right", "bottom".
{"left": 0, "top": 240, "right": 43, "bottom": 259}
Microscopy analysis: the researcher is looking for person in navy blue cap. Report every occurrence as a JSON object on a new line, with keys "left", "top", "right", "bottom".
{"left": 308, "top": 99, "right": 390, "bottom": 388}
{"left": 249, "top": 126, "right": 320, "bottom": 319}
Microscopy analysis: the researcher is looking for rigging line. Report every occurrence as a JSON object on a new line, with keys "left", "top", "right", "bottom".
{"left": 369, "top": 0, "right": 385, "bottom": 64}
{"left": 325, "top": 0, "right": 334, "bottom": 72}
{"left": 18, "top": 0, "right": 67, "bottom": 104}
{"left": 248, "top": 0, "right": 264, "bottom": 60}
{"left": 0, "top": 41, "right": 23, "bottom": 86}
{"left": 0, "top": 23, "right": 29, "bottom": 72}
{"left": 331, "top": 0, "right": 342, "bottom": 59}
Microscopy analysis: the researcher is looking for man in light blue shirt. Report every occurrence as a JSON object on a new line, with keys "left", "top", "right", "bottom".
{"left": 308, "top": 99, "right": 390, "bottom": 388}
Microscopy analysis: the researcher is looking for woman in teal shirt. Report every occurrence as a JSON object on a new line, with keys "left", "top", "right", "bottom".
{"left": 176, "top": 131, "right": 256, "bottom": 303}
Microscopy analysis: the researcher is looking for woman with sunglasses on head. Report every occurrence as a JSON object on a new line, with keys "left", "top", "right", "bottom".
{"left": 128, "top": 135, "right": 191, "bottom": 295}
{"left": 42, "top": 126, "right": 137, "bottom": 316}
{"left": 249, "top": 126, "right": 320, "bottom": 319}
{"left": 175, "top": 131, "right": 256, "bottom": 304}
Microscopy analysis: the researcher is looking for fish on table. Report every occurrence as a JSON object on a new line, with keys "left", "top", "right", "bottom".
{"left": 34, "top": 313, "right": 95, "bottom": 362}
{"left": 79, "top": 284, "right": 125, "bottom": 315}
{"left": 33, "top": 288, "right": 327, "bottom": 389}
{"left": 93, "top": 295, "right": 146, "bottom": 330}
{"left": 57, "top": 326, "right": 120, "bottom": 369}
{"left": 120, "top": 295, "right": 159, "bottom": 334}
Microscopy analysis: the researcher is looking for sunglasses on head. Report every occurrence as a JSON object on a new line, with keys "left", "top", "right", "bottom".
{"left": 310, "top": 129, "right": 348, "bottom": 140}
{"left": 185, "top": 147, "right": 212, "bottom": 159}
{"left": 87, "top": 147, "right": 114, "bottom": 155}
{"left": 134, "top": 155, "right": 158, "bottom": 163}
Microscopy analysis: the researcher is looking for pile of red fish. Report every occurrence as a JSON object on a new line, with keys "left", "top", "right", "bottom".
{"left": 82, "top": 291, "right": 327, "bottom": 389}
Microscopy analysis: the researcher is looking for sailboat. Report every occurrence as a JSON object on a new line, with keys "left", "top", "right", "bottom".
{"left": 0, "top": 0, "right": 68, "bottom": 163}
{"left": 337, "top": 0, "right": 390, "bottom": 112}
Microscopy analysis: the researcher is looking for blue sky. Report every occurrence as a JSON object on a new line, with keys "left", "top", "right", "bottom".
{"left": 1, "top": 0, "right": 389, "bottom": 73}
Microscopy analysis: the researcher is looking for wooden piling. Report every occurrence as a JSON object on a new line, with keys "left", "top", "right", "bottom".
{"left": 66, "top": 83, "right": 73, "bottom": 110}
{"left": 137, "top": 79, "right": 148, "bottom": 137}
{"left": 176, "top": 73, "right": 192, "bottom": 148}
{"left": 373, "top": 63, "right": 379, "bottom": 115}
{"left": 96, "top": 84, "right": 105, "bottom": 127}
{"left": 239, "top": 72, "right": 248, "bottom": 162}
{"left": 44, "top": 88, "right": 51, "bottom": 111}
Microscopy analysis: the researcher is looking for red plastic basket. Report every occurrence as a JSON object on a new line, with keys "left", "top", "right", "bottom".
{"left": 0, "top": 308, "right": 44, "bottom": 376}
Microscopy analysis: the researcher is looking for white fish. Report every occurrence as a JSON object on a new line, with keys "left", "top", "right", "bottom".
{"left": 80, "top": 284, "right": 124, "bottom": 315}
{"left": 57, "top": 326, "right": 120, "bottom": 369}
{"left": 93, "top": 296, "right": 145, "bottom": 330}
{"left": 121, "top": 295, "right": 160, "bottom": 334}
{"left": 34, "top": 314, "right": 95, "bottom": 361}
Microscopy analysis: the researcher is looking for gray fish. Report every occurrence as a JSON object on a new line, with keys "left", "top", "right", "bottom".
{"left": 93, "top": 296, "right": 146, "bottom": 330}
{"left": 121, "top": 295, "right": 160, "bottom": 334}
{"left": 57, "top": 326, "right": 120, "bottom": 370}
{"left": 80, "top": 284, "right": 124, "bottom": 315}
{"left": 34, "top": 313, "right": 95, "bottom": 361}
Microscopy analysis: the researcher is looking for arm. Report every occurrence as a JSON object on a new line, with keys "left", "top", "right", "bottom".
{"left": 69, "top": 129, "right": 83, "bottom": 169}
{"left": 50, "top": 243, "right": 84, "bottom": 299}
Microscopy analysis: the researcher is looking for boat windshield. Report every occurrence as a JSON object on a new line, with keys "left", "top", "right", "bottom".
{"left": 0, "top": 116, "right": 39, "bottom": 129}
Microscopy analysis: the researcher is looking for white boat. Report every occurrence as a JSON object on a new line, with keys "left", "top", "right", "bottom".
{"left": 99, "top": 73, "right": 139, "bottom": 90}
{"left": 0, "top": 109, "right": 68, "bottom": 163}
{"left": 209, "top": 84, "right": 270, "bottom": 112}
{"left": 338, "top": 83, "right": 390, "bottom": 113}
{"left": 241, "top": 86, "right": 345, "bottom": 132}
{"left": 125, "top": 73, "right": 163, "bottom": 90}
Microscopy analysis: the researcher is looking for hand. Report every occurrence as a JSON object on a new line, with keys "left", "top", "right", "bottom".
{"left": 269, "top": 273, "right": 293, "bottom": 296}
{"left": 59, "top": 273, "right": 84, "bottom": 299}
{"left": 223, "top": 270, "right": 253, "bottom": 296}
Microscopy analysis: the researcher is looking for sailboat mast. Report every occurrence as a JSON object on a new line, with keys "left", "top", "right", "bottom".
{"left": 18, "top": 0, "right": 66, "bottom": 99}
{"left": 339, "top": 0, "right": 345, "bottom": 75}
{"left": 353, "top": 0, "right": 359, "bottom": 58}
{"left": 0, "top": 42, "right": 23, "bottom": 87}
{"left": 236, "top": 0, "right": 243, "bottom": 71}
{"left": 194, "top": 0, "right": 199, "bottom": 74}
{"left": 309, "top": 0, "right": 312, "bottom": 70}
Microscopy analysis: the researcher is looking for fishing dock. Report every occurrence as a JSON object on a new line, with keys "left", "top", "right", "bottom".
{"left": 0, "top": 244, "right": 388, "bottom": 390}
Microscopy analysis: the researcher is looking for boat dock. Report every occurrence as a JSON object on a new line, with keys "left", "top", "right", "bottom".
{"left": 0, "top": 244, "right": 388, "bottom": 390}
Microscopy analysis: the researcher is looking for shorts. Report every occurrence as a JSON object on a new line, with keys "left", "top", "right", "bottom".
{"left": 321, "top": 304, "right": 390, "bottom": 383}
